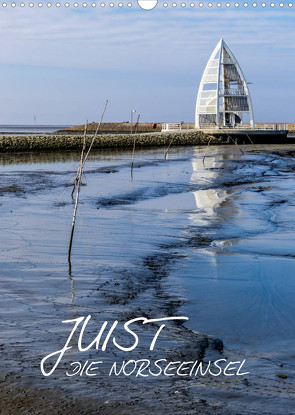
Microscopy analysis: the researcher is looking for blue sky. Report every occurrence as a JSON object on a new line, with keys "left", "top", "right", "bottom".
{"left": 0, "top": 4, "right": 294, "bottom": 125}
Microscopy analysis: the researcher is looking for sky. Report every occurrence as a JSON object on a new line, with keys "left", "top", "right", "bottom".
{"left": 0, "top": 2, "right": 294, "bottom": 125}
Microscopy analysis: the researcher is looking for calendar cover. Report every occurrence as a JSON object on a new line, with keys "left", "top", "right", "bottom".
{"left": 0, "top": 1, "right": 294, "bottom": 414}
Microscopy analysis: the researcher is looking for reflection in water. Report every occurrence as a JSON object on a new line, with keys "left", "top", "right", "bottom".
{"left": 68, "top": 259, "right": 75, "bottom": 304}
{"left": 193, "top": 188, "right": 226, "bottom": 213}
{"left": 189, "top": 152, "right": 228, "bottom": 222}
{"left": 188, "top": 154, "right": 228, "bottom": 279}
{"left": 181, "top": 147, "right": 295, "bottom": 357}
{"left": 0, "top": 148, "right": 136, "bottom": 167}
{"left": 0, "top": 150, "right": 81, "bottom": 166}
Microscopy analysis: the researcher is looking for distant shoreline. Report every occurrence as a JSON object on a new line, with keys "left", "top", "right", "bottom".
{"left": 0, "top": 122, "right": 293, "bottom": 136}
{"left": 0, "top": 125, "right": 72, "bottom": 135}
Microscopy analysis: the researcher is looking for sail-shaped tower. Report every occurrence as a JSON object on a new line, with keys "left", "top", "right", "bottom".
{"left": 195, "top": 39, "right": 254, "bottom": 129}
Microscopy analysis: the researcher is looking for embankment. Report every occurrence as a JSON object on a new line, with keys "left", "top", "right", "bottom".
{"left": 0, "top": 130, "right": 220, "bottom": 152}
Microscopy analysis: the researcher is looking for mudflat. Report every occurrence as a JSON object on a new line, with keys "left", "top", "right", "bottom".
{"left": 0, "top": 145, "right": 295, "bottom": 414}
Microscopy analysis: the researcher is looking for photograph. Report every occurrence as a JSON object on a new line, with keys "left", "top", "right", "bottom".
{"left": 0, "top": 1, "right": 295, "bottom": 414}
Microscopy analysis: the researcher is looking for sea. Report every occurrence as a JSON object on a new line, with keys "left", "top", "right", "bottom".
{"left": 0, "top": 125, "right": 71, "bottom": 134}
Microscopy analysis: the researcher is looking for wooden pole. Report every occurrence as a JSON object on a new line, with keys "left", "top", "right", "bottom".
{"left": 131, "top": 114, "right": 140, "bottom": 179}
{"left": 202, "top": 136, "right": 213, "bottom": 166}
{"left": 133, "top": 113, "right": 140, "bottom": 134}
{"left": 83, "top": 100, "right": 108, "bottom": 166}
{"left": 68, "top": 121, "right": 88, "bottom": 262}
{"left": 68, "top": 100, "right": 108, "bottom": 263}
{"left": 246, "top": 132, "right": 256, "bottom": 147}
{"left": 164, "top": 136, "right": 173, "bottom": 160}
{"left": 227, "top": 134, "right": 244, "bottom": 155}
{"left": 71, "top": 121, "right": 88, "bottom": 199}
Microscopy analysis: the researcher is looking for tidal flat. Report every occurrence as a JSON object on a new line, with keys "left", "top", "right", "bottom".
{"left": 0, "top": 145, "right": 295, "bottom": 414}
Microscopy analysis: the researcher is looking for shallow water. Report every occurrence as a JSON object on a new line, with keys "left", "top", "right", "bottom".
{"left": 0, "top": 145, "right": 295, "bottom": 414}
{"left": 0, "top": 125, "right": 70, "bottom": 134}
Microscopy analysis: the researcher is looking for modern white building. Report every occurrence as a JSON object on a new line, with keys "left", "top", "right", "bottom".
{"left": 195, "top": 39, "right": 254, "bottom": 129}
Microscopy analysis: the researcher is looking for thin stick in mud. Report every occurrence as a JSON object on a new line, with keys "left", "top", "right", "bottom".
{"left": 227, "top": 134, "right": 244, "bottom": 155}
{"left": 68, "top": 121, "right": 88, "bottom": 262}
{"left": 202, "top": 136, "right": 213, "bottom": 166}
{"left": 83, "top": 100, "right": 108, "bottom": 166}
{"left": 131, "top": 114, "right": 140, "bottom": 179}
{"left": 68, "top": 100, "right": 108, "bottom": 263}
{"left": 164, "top": 135, "right": 174, "bottom": 160}
{"left": 246, "top": 132, "right": 256, "bottom": 148}
{"left": 71, "top": 122, "right": 88, "bottom": 199}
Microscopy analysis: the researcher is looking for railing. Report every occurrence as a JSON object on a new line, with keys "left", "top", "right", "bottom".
{"left": 198, "top": 123, "right": 289, "bottom": 131}
{"left": 223, "top": 123, "right": 289, "bottom": 130}
{"left": 161, "top": 123, "right": 182, "bottom": 131}
{"left": 199, "top": 124, "right": 219, "bottom": 129}
{"left": 162, "top": 123, "right": 289, "bottom": 132}
{"left": 219, "top": 89, "right": 247, "bottom": 96}
{"left": 249, "top": 123, "right": 288, "bottom": 131}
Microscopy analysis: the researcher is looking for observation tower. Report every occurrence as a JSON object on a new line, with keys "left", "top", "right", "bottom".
{"left": 195, "top": 39, "right": 254, "bottom": 129}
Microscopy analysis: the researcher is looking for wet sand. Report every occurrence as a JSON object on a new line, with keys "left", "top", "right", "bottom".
{"left": 0, "top": 145, "right": 295, "bottom": 414}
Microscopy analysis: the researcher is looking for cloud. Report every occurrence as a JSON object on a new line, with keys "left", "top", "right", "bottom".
{"left": 1, "top": 7, "right": 294, "bottom": 70}
{"left": 0, "top": 6, "right": 294, "bottom": 123}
